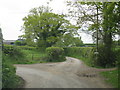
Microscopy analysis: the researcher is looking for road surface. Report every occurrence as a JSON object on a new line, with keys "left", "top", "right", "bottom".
{"left": 15, "top": 57, "right": 113, "bottom": 88}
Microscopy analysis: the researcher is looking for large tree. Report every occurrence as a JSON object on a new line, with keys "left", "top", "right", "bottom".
{"left": 67, "top": 1, "right": 120, "bottom": 67}
{"left": 21, "top": 6, "right": 68, "bottom": 47}
{"left": 21, "top": 6, "right": 77, "bottom": 48}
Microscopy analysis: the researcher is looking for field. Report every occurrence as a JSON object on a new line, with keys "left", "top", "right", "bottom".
{"left": 19, "top": 49, "right": 47, "bottom": 64}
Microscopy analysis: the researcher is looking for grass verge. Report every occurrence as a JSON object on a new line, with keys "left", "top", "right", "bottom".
{"left": 67, "top": 54, "right": 118, "bottom": 88}
{"left": 12, "top": 49, "right": 47, "bottom": 64}
{"left": 21, "top": 49, "right": 47, "bottom": 64}
{"left": 100, "top": 69, "right": 118, "bottom": 88}
{"left": 16, "top": 76, "right": 25, "bottom": 88}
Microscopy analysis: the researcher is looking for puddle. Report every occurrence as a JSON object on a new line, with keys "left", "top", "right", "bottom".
{"left": 77, "top": 73, "right": 97, "bottom": 77}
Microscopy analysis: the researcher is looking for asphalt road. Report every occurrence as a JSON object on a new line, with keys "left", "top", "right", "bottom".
{"left": 15, "top": 57, "right": 113, "bottom": 88}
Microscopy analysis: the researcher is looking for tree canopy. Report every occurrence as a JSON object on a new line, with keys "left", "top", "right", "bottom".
{"left": 21, "top": 6, "right": 78, "bottom": 47}
{"left": 66, "top": 1, "right": 120, "bottom": 67}
{"left": 54, "top": 33, "right": 83, "bottom": 47}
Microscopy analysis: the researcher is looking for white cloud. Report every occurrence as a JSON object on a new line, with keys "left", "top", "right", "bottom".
{"left": 80, "top": 33, "right": 93, "bottom": 43}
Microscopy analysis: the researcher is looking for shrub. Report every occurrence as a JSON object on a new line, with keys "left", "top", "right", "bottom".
{"left": 46, "top": 47, "right": 65, "bottom": 62}
{"left": 2, "top": 55, "right": 20, "bottom": 88}
{"left": 3, "top": 44, "right": 24, "bottom": 60}
{"left": 15, "top": 40, "right": 26, "bottom": 46}
{"left": 114, "top": 48, "right": 120, "bottom": 67}
{"left": 95, "top": 45, "right": 116, "bottom": 68}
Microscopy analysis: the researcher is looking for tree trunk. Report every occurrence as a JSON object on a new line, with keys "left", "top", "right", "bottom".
{"left": 99, "top": 2, "right": 115, "bottom": 67}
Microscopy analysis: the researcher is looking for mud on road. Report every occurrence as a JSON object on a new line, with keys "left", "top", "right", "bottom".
{"left": 14, "top": 57, "right": 114, "bottom": 88}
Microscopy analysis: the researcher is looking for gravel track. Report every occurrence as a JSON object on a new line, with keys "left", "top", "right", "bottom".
{"left": 15, "top": 57, "right": 114, "bottom": 88}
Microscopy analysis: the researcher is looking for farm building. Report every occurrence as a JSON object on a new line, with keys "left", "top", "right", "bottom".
{"left": 3, "top": 40, "right": 16, "bottom": 45}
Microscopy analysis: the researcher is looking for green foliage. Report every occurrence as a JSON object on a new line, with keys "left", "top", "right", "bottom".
{"left": 14, "top": 40, "right": 26, "bottom": 46}
{"left": 22, "top": 6, "right": 77, "bottom": 48}
{"left": 67, "top": 1, "right": 120, "bottom": 68}
{"left": 2, "top": 55, "right": 21, "bottom": 88}
{"left": 54, "top": 33, "right": 83, "bottom": 47}
{"left": 3, "top": 45, "right": 48, "bottom": 64}
{"left": 17, "top": 45, "right": 36, "bottom": 50}
{"left": 46, "top": 47, "right": 65, "bottom": 62}
{"left": 3, "top": 44, "right": 25, "bottom": 60}
{"left": 2, "top": 46, "right": 47, "bottom": 87}
{"left": 95, "top": 45, "right": 116, "bottom": 68}
{"left": 83, "top": 43, "right": 95, "bottom": 47}
{"left": 114, "top": 48, "right": 120, "bottom": 67}
{"left": 20, "top": 49, "right": 47, "bottom": 64}
{"left": 64, "top": 47, "right": 95, "bottom": 66}
{"left": 100, "top": 69, "right": 118, "bottom": 88}
{"left": 64, "top": 46, "right": 119, "bottom": 68}
{"left": 15, "top": 40, "right": 21, "bottom": 45}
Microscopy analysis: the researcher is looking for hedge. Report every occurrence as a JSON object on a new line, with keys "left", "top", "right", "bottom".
{"left": 2, "top": 55, "right": 21, "bottom": 88}
{"left": 17, "top": 46, "right": 36, "bottom": 50}
{"left": 64, "top": 47, "right": 93, "bottom": 57}
{"left": 63, "top": 47, "right": 95, "bottom": 66}
{"left": 46, "top": 47, "right": 65, "bottom": 62}
{"left": 63, "top": 47, "right": 119, "bottom": 67}
{"left": 3, "top": 44, "right": 24, "bottom": 59}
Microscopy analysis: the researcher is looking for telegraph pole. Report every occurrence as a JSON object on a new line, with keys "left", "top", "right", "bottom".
{"left": 96, "top": 5, "right": 99, "bottom": 52}
{"left": 94, "top": 4, "right": 99, "bottom": 61}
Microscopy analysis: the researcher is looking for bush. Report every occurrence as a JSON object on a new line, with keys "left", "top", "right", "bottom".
{"left": 2, "top": 55, "right": 20, "bottom": 88}
{"left": 114, "top": 48, "right": 120, "bottom": 67}
{"left": 15, "top": 40, "right": 26, "bottom": 46}
{"left": 3, "top": 44, "right": 25, "bottom": 61}
{"left": 95, "top": 45, "right": 116, "bottom": 68}
{"left": 46, "top": 47, "right": 65, "bottom": 62}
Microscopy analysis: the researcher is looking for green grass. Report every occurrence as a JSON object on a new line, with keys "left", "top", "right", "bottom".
{"left": 10, "top": 49, "right": 47, "bottom": 64}
{"left": 69, "top": 53, "right": 119, "bottom": 88}
{"left": 2, "top": 55, "right": 22, "bottom": 88}
{"left": 100, "top": 69, "right": 118, "bottom": 88}
{"left": 19, "top": 49, "right": 47, "bottom": 64}
{"left": 2, "top": 47, "right": 48, "bottom": 88}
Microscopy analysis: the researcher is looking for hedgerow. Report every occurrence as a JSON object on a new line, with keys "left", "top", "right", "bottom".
{"left": 17, "top": 45, "right": 36, "bottom": 50}
{"left": 3, "top": 44, "right": 24, "bottom": 58}
{"left": 2, "top": 45, "right": 25, "bottom": 88}
{"left": 2, "top": 55, "right": 21, "bottom": 88}
{"left": 46, "top": 47, "right": 65, "bottom": 62}
{"left": 64, "top": 47, "right": 119, "bottom": 68}
{"left": 64, "top": 47, "right": 95, "bottom": 66}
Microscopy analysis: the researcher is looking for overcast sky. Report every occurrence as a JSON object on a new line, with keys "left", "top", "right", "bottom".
{"left": 0, "top": 0, "right": 93, "bottom": 43}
